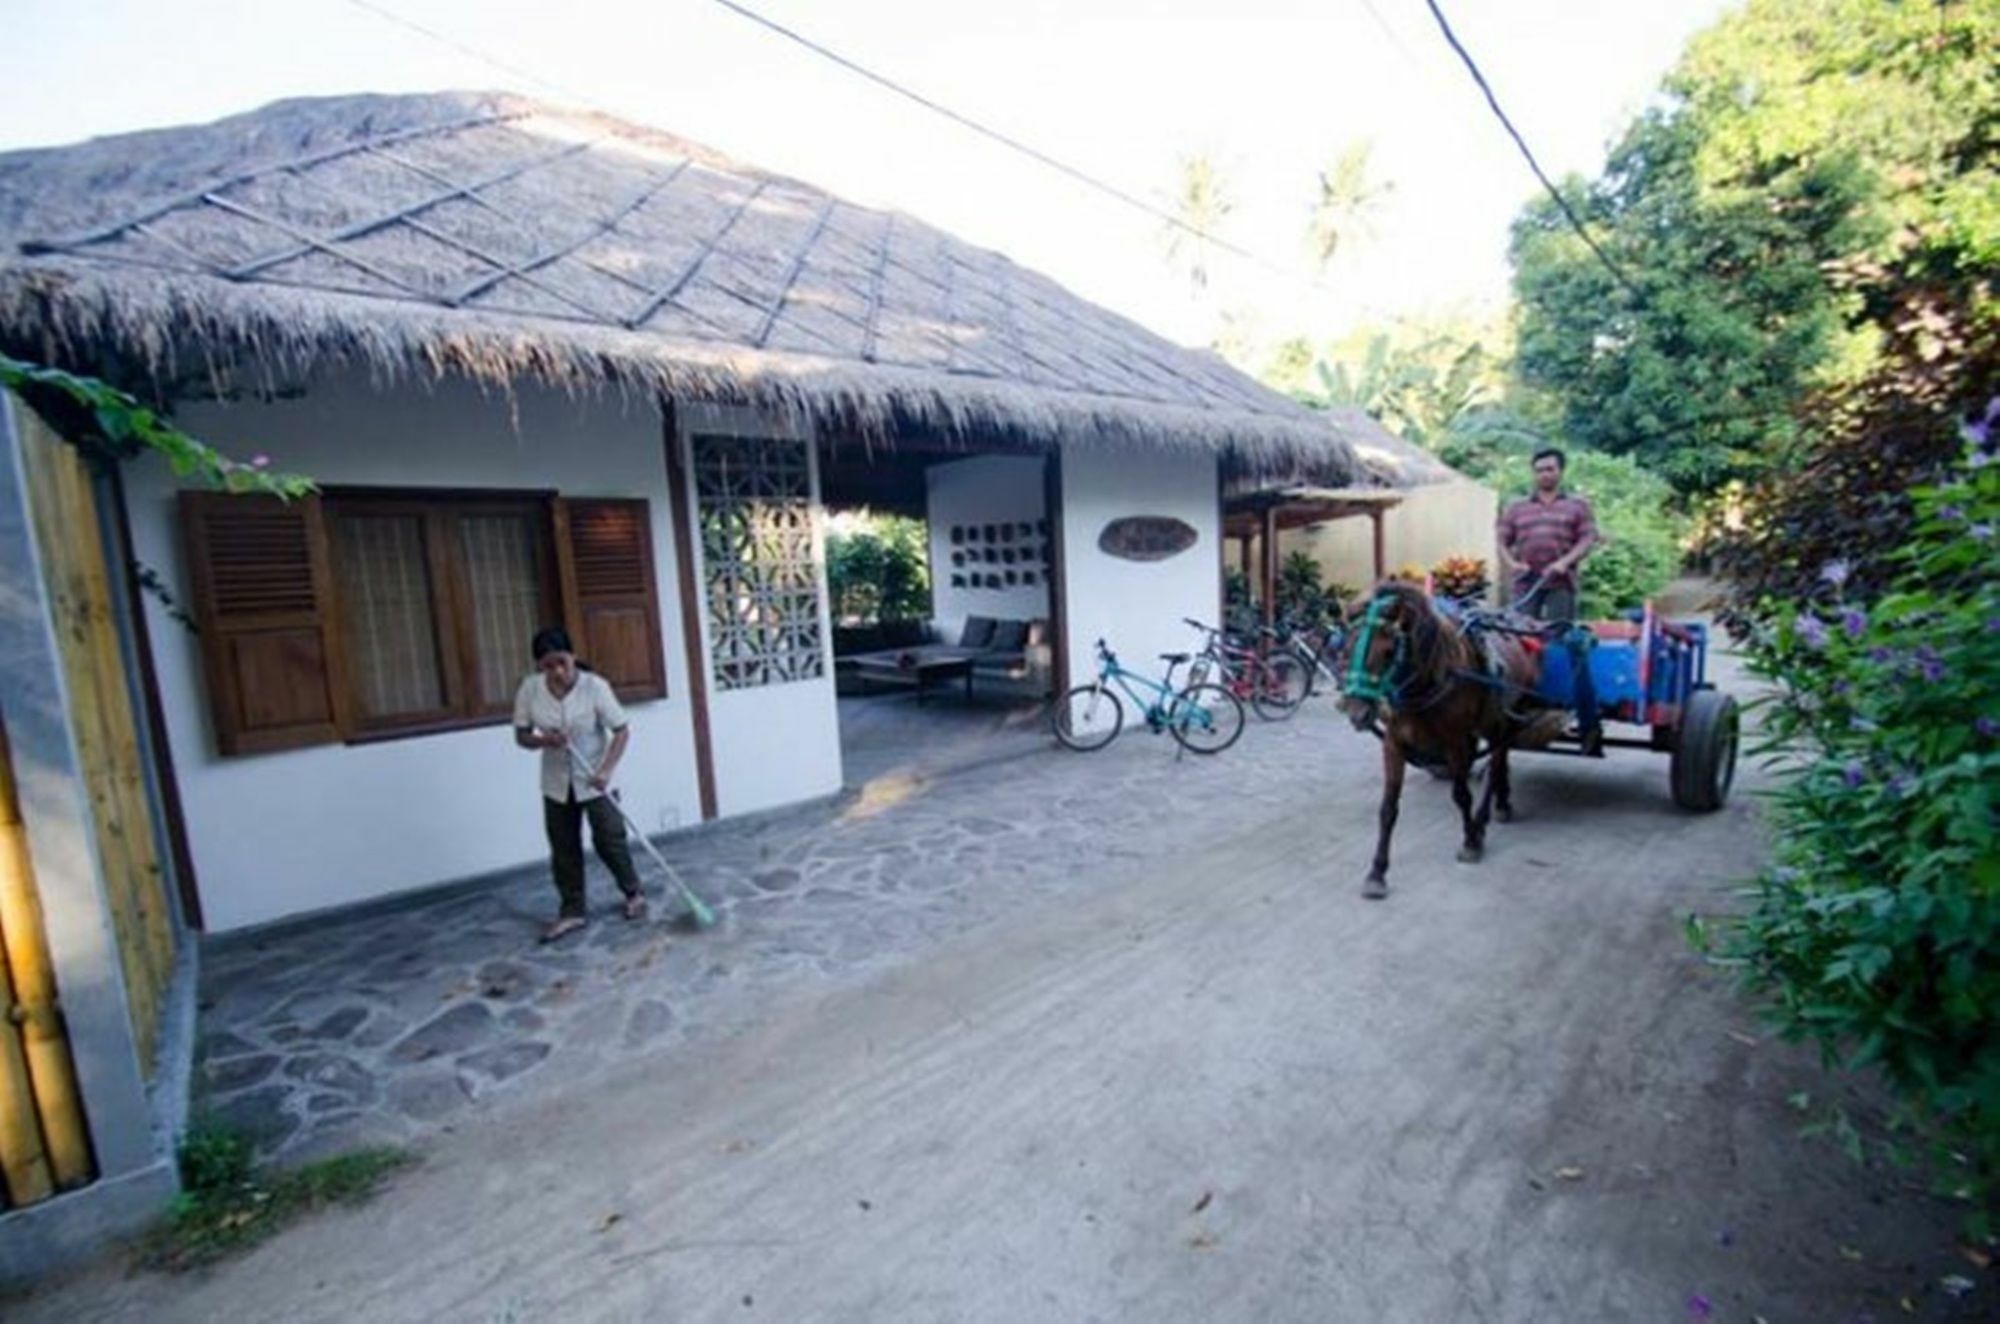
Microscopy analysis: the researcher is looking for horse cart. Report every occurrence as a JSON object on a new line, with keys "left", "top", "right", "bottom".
{"left": 1449, "top": 600, "right": 1741, "bottom": 812}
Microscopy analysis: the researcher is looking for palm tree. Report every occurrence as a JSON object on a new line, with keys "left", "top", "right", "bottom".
{"left": 1161, "top": 152, "right": 1233, "bottom": 298}
{"left": 1307, "top": 142, "right": 1392, "bottom": 274}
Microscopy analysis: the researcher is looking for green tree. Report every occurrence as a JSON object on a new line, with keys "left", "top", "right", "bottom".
{"left": 1306, "top": 141, "right": 1393, "bottom": 274}
{"left": 1510, "top": 0, "right": 1998, "bottom": 494}
{"left": 826, "top": 515, "right": 928, "bottom": 625}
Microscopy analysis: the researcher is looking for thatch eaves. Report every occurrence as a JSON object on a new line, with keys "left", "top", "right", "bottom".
{"left": 0, "top": 91, "right": 1359, "bottom": 478}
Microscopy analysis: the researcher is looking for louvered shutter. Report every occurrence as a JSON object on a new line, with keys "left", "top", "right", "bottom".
{"left": 180, "top": 491, "right": 347, "bottom": 754}
{"left": 553, "top": 497, "right": 667, "bottom": 702}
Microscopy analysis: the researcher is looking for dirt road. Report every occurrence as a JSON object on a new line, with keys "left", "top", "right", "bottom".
{"left": 12, "top": 666, "right": 1988, "bottom": 1320}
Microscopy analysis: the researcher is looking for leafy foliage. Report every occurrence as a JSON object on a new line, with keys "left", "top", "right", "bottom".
{"left": 826, "top": 515, "right": 929, "bottom": 625}
{"left": 1715, "top": 271, "right": 2000, "bottom": 621}
{"left": 1161, "top": 152, "right": 1234, "bottom": 297}
{"left": 1510, "top": 0, "right": 1998, "bottom": 494}
{"left": 1306, "top": 141, "right": 1392, "bottom": 273}
{"left": 1712, "top": 417, "right": 2000, "bottom": 1216}
{"left": 1429, "top": 555, "right": 1489, "bottom": 601}
{"left": 146, "top": 1120, "right": 410, "bottom": 1271}
{"left": 1490, "top": 448, "right": 1685, "bottom": 618}
{"left": 0, "top": 353, "right": 312, "bottom": 497}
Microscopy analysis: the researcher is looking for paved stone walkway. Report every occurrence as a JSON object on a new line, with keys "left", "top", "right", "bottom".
{"left": 197, "top": 695, "right": 1372, "bottom": 1162}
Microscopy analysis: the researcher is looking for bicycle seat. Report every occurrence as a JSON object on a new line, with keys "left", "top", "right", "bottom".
{"left": 1158, "top": 652, "right": 1191, "bottom": 665}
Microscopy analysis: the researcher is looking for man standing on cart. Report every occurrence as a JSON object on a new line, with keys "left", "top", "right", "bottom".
{"left": 1497, "top": 447, "right": 1600, "bottom": 622}
{"left": 1497, "top": 448, "right": 1605, "bottom": 753}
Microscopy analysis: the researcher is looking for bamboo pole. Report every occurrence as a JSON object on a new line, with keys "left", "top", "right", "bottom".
{"left": 0, "top": 924, "right": 55, "bottom": 1208}
{"left": 0, "top": 717, "right": 93, "bottom": 1190}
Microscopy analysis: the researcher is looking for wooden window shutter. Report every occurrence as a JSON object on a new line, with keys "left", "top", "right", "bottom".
{"left": 180, "top": 491, "right": 348, "bottom": 755}
{"left": 553, "top": 497, "right": 667, "bottom": 702}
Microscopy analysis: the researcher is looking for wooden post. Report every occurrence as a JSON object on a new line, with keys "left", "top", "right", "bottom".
{"left": 661, "top": 401, "right": 719, "bottom": 821}
{"left": 19, "top": 415, "right": 169, "bottom": 1067}
{"left": 1261, "top": 505, "right": 1279, "bottom": 630}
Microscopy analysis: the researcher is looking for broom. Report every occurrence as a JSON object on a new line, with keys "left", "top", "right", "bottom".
{"left": 564, "top": 745, "right": 717, "bottom": 930}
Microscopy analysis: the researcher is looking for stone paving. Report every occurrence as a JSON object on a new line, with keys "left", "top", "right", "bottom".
{"left": 196, "top": 694, "right": 1364, "bottom": 1162}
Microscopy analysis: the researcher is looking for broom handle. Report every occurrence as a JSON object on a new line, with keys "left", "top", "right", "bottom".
{"left": 559, "top": 741, "right": 687, "bottom": 890}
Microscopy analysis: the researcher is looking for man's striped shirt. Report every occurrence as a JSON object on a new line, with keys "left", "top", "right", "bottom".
{"left": 1498, "top": 492, "right": 1597, "bottom": 585}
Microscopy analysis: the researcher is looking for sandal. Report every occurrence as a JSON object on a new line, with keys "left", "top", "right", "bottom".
{"left": 622, "top": 894, "right": 648, "bottom": 922}
{"left": 539, "top": 915, "right": 588, "bottom": 944}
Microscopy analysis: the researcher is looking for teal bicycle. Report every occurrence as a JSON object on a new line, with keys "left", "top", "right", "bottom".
{"left": 1051, "top": 639, "right": 1246, "bottom": 754}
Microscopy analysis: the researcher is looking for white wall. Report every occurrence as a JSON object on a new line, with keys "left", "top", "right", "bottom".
{"left": 673, "top": 404, "right": 844, "bottom": 819}
{"left": 1058, "top": 445, "right": 1220, "bottom": 694}
{"left": 1286, "top": 479, "right": 1499, "bottom": 595}
{"left": 131, "top": 376, "right": 704, "bottom": 932}
{"left": 925, "top": 455, "right": 1050, "bottom": 641}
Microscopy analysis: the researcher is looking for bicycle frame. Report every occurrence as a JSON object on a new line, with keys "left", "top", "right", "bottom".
{"left": 1083, "top": 649, "right": 1219, "bottom": 733}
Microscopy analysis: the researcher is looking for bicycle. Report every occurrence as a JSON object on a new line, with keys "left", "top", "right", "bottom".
{"left": 1182, "top": 618, "right": 1307, "bottom": 721}
{"left": 1050, "top": 639, "right": 1246, "bottom": 754}
{"left": 1262, "top": 616, "right": 1349, "bottom": 700}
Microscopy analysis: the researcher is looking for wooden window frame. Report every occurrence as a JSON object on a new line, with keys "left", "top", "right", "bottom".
{"left": 322, "top": 487, "right": 561, "bottom": 745}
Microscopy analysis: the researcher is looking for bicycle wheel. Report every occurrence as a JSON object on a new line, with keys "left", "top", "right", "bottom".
{"left": 1051, "top": 683, "right": 1124, "bottom": 751}
{"left": 1167, "top": 683, "right": 1245, "bottom": 754}
{"left": 1250, "top": 654, "right": 1308, "bottom": 722}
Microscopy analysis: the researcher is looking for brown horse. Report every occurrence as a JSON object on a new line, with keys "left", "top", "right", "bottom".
{"left": 1339, "top": 582, "right": 1544, "bottom": 899}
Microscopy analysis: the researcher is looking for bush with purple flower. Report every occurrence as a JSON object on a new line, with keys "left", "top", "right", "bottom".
{"left": 1719, "top": 406, "right": 2000, "bottom": 1215}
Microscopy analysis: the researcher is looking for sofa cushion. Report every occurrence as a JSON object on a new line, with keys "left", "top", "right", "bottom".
{"left": 959, "top": 616, "right": 997, "bottom": 649}
{"left": 986, "top": 618, "right": 1029, "bottom": 654}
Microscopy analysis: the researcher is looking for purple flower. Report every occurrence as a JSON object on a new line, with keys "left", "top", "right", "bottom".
{"left": 1820, "top": 559, "right": 1851, "bottom": 587}
{"left": 1795, "top": 614, "right": 1829, "bottom": 650}
{"left": 1977, "top": 716, "right": 1999, "bottom": 739}
{"left": 1687, "top": 1294, "right": 1713, "bottom": 1319}
{"left": 1939, "top": 504, "right": 1966, "bottom": 522}
{"left": 1868, "top": 646, "right": 1895, "bottom": 664}
{"left": 1840, "top": 607, "right": 1867, "bottom": 640}
{"left": 1965, "top": 395, "right": 1999, "bottom": 450}
{"left": 1915, "top": 646, "right": 1947, "bottom": 683}
{"left": 1843, "top": 760, "right": 1867, "bottom": 789}
{"left": 250, "top": 453, "right": 271, "bottom": 469}
{"left": 1972, "top": 450, "right": 1993, "bottom": 470}
{"left": 1988, "top": 618, "right": 2000, "bottom": 634}
{"left": 1971, "top": 523, "right": 1994, "bottom": 542}
{"left": 1889, "top": 772, "right": 1916, "bottom": 798}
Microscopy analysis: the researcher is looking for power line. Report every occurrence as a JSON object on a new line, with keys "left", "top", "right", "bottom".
{"left": 342, "top": 0, "right": 603, "bottom": 111}
{"left": 707, "top": 0, "right": 1330, "bottom": 293}
{"left": 1420, "top": 0, "right": 1640, "bottom": 299}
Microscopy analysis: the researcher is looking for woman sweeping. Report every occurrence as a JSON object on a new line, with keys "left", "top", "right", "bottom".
{"left": 513, "top": 627, "right": 647, "bottom": 941}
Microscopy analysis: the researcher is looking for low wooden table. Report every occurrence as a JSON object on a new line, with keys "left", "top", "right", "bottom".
{"left": 844, "top": 651, "right": 977, "bottom": 704}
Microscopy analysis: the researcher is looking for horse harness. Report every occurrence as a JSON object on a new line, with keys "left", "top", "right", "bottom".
{"left": 1345, "top": 592, "right": 1564, "bottom": 720}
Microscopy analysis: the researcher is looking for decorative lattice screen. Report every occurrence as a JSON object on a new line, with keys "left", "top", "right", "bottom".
{"left": 692, "top": 434, "right": 826, "bottom": 690}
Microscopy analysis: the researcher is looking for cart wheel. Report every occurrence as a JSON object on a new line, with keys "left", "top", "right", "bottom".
{"left": 1670, "top": 689, "right": 1739, "bottom": 811}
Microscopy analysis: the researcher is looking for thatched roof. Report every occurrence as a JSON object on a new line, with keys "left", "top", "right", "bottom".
{"left": 1231, "top": 403, "right": 1470, "bottom": 492}
{"left": 0, "top": 91, "right": 1358, "bottom": 476}
{"left": 1340, "top": 416, "right": 1467, "bottom": 488}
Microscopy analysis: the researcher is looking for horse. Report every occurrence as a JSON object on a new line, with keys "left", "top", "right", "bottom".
{"left": 1338, "top": 582, "right": 1546, "bottom": 900}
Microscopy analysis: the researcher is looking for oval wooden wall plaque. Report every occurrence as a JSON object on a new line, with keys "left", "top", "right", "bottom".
{"left": 1097, "top": 516, "right": 1199, "bottom": 562}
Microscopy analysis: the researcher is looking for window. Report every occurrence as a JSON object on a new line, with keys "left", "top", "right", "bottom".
{"left": 324, "top": 494, "right": 556, "bottom": 734}
{"left": 180, "top": 488, "right": 666, "bottom": 755}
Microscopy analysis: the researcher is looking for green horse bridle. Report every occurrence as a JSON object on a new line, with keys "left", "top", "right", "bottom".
{"left": 1343, "top": 593, "right": 1408, "bottom": 706}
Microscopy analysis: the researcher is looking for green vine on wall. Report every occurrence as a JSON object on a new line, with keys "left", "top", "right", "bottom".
{"left": 3, "top": 352, "right": 316, "bottom": 636}
{"left": 0, "top": 352, "right": 313, "bottom": 498}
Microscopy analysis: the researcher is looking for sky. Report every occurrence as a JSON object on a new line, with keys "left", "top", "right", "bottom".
{"left": 0, "top": 0, "right": 1738, "bottom": 355}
